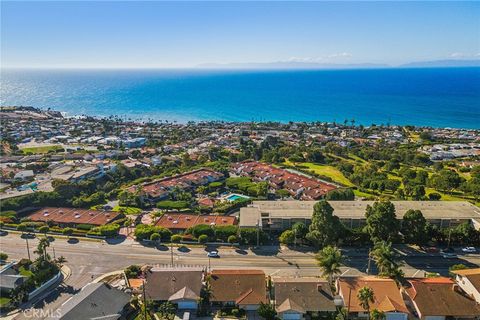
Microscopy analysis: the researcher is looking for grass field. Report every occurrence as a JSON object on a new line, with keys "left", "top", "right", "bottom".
{"left": 284, "top": 160, "right": 354, "bottom": 187}
{"left": 21, "top": 145, "right": 63, "bottom": 154}
{"left": 112, "top": 206, "right": 143, "bottom": 215}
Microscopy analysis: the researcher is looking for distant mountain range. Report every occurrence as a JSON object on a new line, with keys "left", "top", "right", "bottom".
{"left": 197, "top": 59, "right": 480, "bottom": 69}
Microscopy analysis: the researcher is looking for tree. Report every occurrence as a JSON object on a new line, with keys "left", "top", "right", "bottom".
{"left": 157, "top": 301, "right": 176, "bottom": 320}
{"left": 365, "top": 201, "right": 400, "bottom": 243}
{"left": 292, "top": 222, "right": 308, "bottom": 240}
{"left": 357, "top": 286, "right": 375, "bottom": 317}
{"left": 0, "top": 252, "right": 8, "bottom": 261}
{"left": 38, "top": 225, "right": 50, "bottom": 237}
{"left": 150, "top": 233, "right": 161, "bottom": 243}
{"left": 34, "top": 237, "right": 51, "bottom": 261}
{"left": 171, "top": 234, "right": 182, "bottom": 243}
{"left": 429, "top": 169, "right": 464, "bottom": 193}
{"left": 402, "top": 209, "right": 428, "bottom": 245}
{"left": 306, "top": 200, "right": 343, "bottom": 247}
{"left": 370, "top": 241, "right": 404, "bottom": 283}
{"left": 227, "top": 235, "right": 237, "bottom": 244}
{"left": 17, "top": 223, "right": 27, "bottom": 235}
{"left": 316, "top": 246, "right": 344, "bottom": 287}
{"left": 370, "top": 309, "right": 386, "bottom": 320}
{"left": 198, "top": 234, "right": 208, "bottom": 244}
{"left": 257, "top": 302, "right": 276, "bottom": 320}
{"left": 63, "top": 227, "right": 74, "bottom": 239}
{"left": 279, "top": 230, "right": 295, "bottom": 245}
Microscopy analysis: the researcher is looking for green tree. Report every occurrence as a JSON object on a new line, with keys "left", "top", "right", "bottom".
{"left": 316, "top": 246, "right": 344, "bottom": 287}
{"left": 429, "top": 169, "right": 464, "bottom": 193}
{"left": 370, "top": 309, "right": 386, "bottom": 320}
{"left": 292, "top": 222, "right": 308, "bottom": 240}
{"left": 365, "top": 201, "right": 400, "bottom": 243}
{"left": 279, "top": 230, "right": 295, "bottom": 245}
{"left": 257, "top": 302, "right": 277, "bottom": 320}
{"left": 370, "top": 241, "right": 404, "bottom": 283}
{"left": 150, "top": 233, "right": 161, "bottom": 242}
{"left": 38, "top": 225, "right": 50, "bottom": 237}
{"left": 402, "top": 209, "right": 427, "bottom": 245}
{"left": 306, "top": 200, "right": 343, "bottom": 247}
{"left": 0, "top": 252, "right": 8, "bottom": 261}
{"left": 157, "top": 301, "right": 176, "bottom": 320}
{"left": 63, "top": 227, "right": 74, "bottom": 239}
{"left": 357, "top": 286, "right": 375, "bottom": 318}
{"left": 198, "top": 234, "right": 208, "bottom": 244}
{"left": 227, "top": 235, "right": 237, "bottom": 244}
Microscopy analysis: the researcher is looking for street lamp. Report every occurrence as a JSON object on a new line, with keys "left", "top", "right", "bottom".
{"left": 25, "top": 236, "right": 31, "bottom": 261}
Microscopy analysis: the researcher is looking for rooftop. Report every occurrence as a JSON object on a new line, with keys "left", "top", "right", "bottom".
{"left": 240, "top": 200, "right": 480, "bottom": 227}
{"left": 155, "top": 213, "right": 236, "bottom": 230}
{"left": 28, "top": 207, "right": 123, "bottom": 226}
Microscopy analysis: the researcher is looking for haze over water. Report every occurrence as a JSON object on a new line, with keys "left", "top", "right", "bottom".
{"left": 1, "top": 67, "right": 479, "bottom": 129}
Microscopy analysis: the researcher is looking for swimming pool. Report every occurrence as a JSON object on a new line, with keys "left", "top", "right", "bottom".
{"left": 225, "top": 194, "right": 249, "bottom": 201}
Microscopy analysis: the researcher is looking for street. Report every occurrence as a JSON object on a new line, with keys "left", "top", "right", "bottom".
{"left": 1, "top": 232, "right": 480, "bottom": 319}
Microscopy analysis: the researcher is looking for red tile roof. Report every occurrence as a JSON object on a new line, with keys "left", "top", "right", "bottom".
{"left": 127, "top": 169, "right": 223, "bottom": 199}
{"left": 155, "top": 214, "right": 236, "bottom": 230}
{"left": 232, "top": 161, "right": 337, "bottom": 200}
{"left": 28, "top": 207, "right": 122, "bottom": 226}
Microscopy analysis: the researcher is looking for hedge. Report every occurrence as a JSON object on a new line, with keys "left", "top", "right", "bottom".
{"left": 134, "top": 224, "right": 172, "bottom": 241}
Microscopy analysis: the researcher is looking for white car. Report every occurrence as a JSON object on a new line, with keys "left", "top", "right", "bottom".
{"left": 462, "top": 247, "right": 476, "bottom": 253}
{"left": 442, "top": 253, "right": 457, "bottom": 259}
{"left": 207, "top": 250, "right": 220, "bottom": 258}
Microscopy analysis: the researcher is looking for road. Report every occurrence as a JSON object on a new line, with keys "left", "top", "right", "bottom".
{"left": 1, "top": 232, "right": 480, "bottom": 319}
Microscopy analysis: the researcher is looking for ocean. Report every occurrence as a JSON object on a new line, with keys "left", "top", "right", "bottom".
{"left": 1, "top": 68, "right": 479, "bottom": 128}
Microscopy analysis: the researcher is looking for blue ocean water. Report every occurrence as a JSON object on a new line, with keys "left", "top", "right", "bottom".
{"left": 1, "top": 68, "right": 479, "bottom": 128}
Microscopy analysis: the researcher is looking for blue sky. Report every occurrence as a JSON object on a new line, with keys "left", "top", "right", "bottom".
{"left": 1, "top": 1, "right": 479, "bottom": 68}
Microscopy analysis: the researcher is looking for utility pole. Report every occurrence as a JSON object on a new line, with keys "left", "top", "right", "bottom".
{"left": 256, "top": 220, "right": 260, "bottom": 248}
{"left": 52, "top": 246, "right": 56, "bottom": 259}
{"left": 366, "top": 248, "right": 371, "bottom": 275}
{"left": 208, "top": 256, "right": 211, "bottom": 271}
{"left": 25, "top": 237, "right": 31, "bottom": 261}
{"left": 170, "top": 241, "right": 174, "bottom": 267}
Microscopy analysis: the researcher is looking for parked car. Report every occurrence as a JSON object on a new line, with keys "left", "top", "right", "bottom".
{"left": 462, "top": 247, "right": 476, "bottom": 253}
{"left": 207, "top": 250, "right": 220, "bottom": 258}
{"left": 442, "top": 253, "right": 458, "bottom": 259}
{"left": 424, "top": 247, "right": 439, "bottom": 253}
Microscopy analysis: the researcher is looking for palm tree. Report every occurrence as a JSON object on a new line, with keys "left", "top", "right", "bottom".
{"left": 370, "top": 241, "right": 404, "bottom": 283}
{"left": 370, "top": 309, "right": 386, "bottom": 320}
{"left": 357, "top": 286, "right": 375, "bottom": 318}
{"left": 315, "top": 245, "right": 344, "bottom": 287}
{"left": 34, "top": 237, "right": 50, "bottom": 261}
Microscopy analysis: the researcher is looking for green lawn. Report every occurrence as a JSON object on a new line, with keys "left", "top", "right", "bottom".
{"left": 112, "top": 206, "right": 143, "bottom": 215}
{"left": 21, "top": 145, "right": 63, "bottom": 154}
{"left": 19, "top": 266, "right": 33, "bottom": 278}
{"left": 284, "top": 160, "right": 354, "bottom": 187}
{"left": 0, "top": 297, "right": 11, "bottom": 307}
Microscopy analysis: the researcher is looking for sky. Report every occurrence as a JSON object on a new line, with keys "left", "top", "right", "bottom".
{"left": 1, "top": 1, "right": 479, "bottom": 68}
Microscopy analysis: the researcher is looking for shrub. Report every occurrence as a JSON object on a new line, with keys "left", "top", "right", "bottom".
{"left": 156, "top": 200, "right": 189, "bottom": 210}
{"left": 214, "top": 225, "right": 238, "bottom": 242}
{"left": 279, "top": 230, "right": 295, "bottom": 245}
{"left": 428, "top": 192, "right": 442, "bottom": 200}
{"left": 134, "top": 224, "right": 172, "bottom": 241}
{"left": 150, "top": 233, "right": 161, "bottom": 242}
{"left": 171, "top": 234, "right": 182, "bottom": 243}
{"left": 63, "top": 228, "right": 74, "bottom": 237}
{"left": 76, "top": 224, "right": 95, "bottom": 231}
{"left": 0, "top": 252, "right": 8, "bottom": 261}
{"left": 124, "top": 265, "right": 141, "bottom": 279}
{"left": 191, "top": 224, "right": 215, "bottom": 239}
{"left": 198, "top": 234, "right": 208, "bottom": 244}
{"left": 89, "top": 224, "right": 121, "bottom": 237}
{"left": 227, "top": 235, "right": 237, "bottom": 244}
{"left": 0, "top": 210, "right": 16, "bottom": 219}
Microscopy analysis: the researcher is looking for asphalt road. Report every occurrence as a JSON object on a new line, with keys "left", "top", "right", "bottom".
{"left": 1, "top": 232, "right": 479, "bottom": 319}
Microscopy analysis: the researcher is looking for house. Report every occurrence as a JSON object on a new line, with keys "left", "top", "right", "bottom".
{"left": 0, "top": 262, "right": 25, "bottom": 295}
{"left": 209, "top": 270, "right": 267, "bottom": 310}
{"left": 49, "top": 282, "right": 131, "bottom": 320}
{"left": 405, "top": 277, "right": 480, "bottom": 319}
{"left": 143, "top": 267, "right": 204, "bottom": 310}
{"left": 14, "top": 170, "right": 34, "bottom": 181}
{"left": 451, "top": 268, "right": 480, "bottom": 303}
{"left": 273, "top": 277, "right": 336, "bottom": 319}
{"left": 155, "top": 214, "right": 236, "bottom": 233}
{"left": 27, "top": 207, "right": 123, "bottom": 228}
{"left": 336, "top": 277, "right": 409, "bottom": 320}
